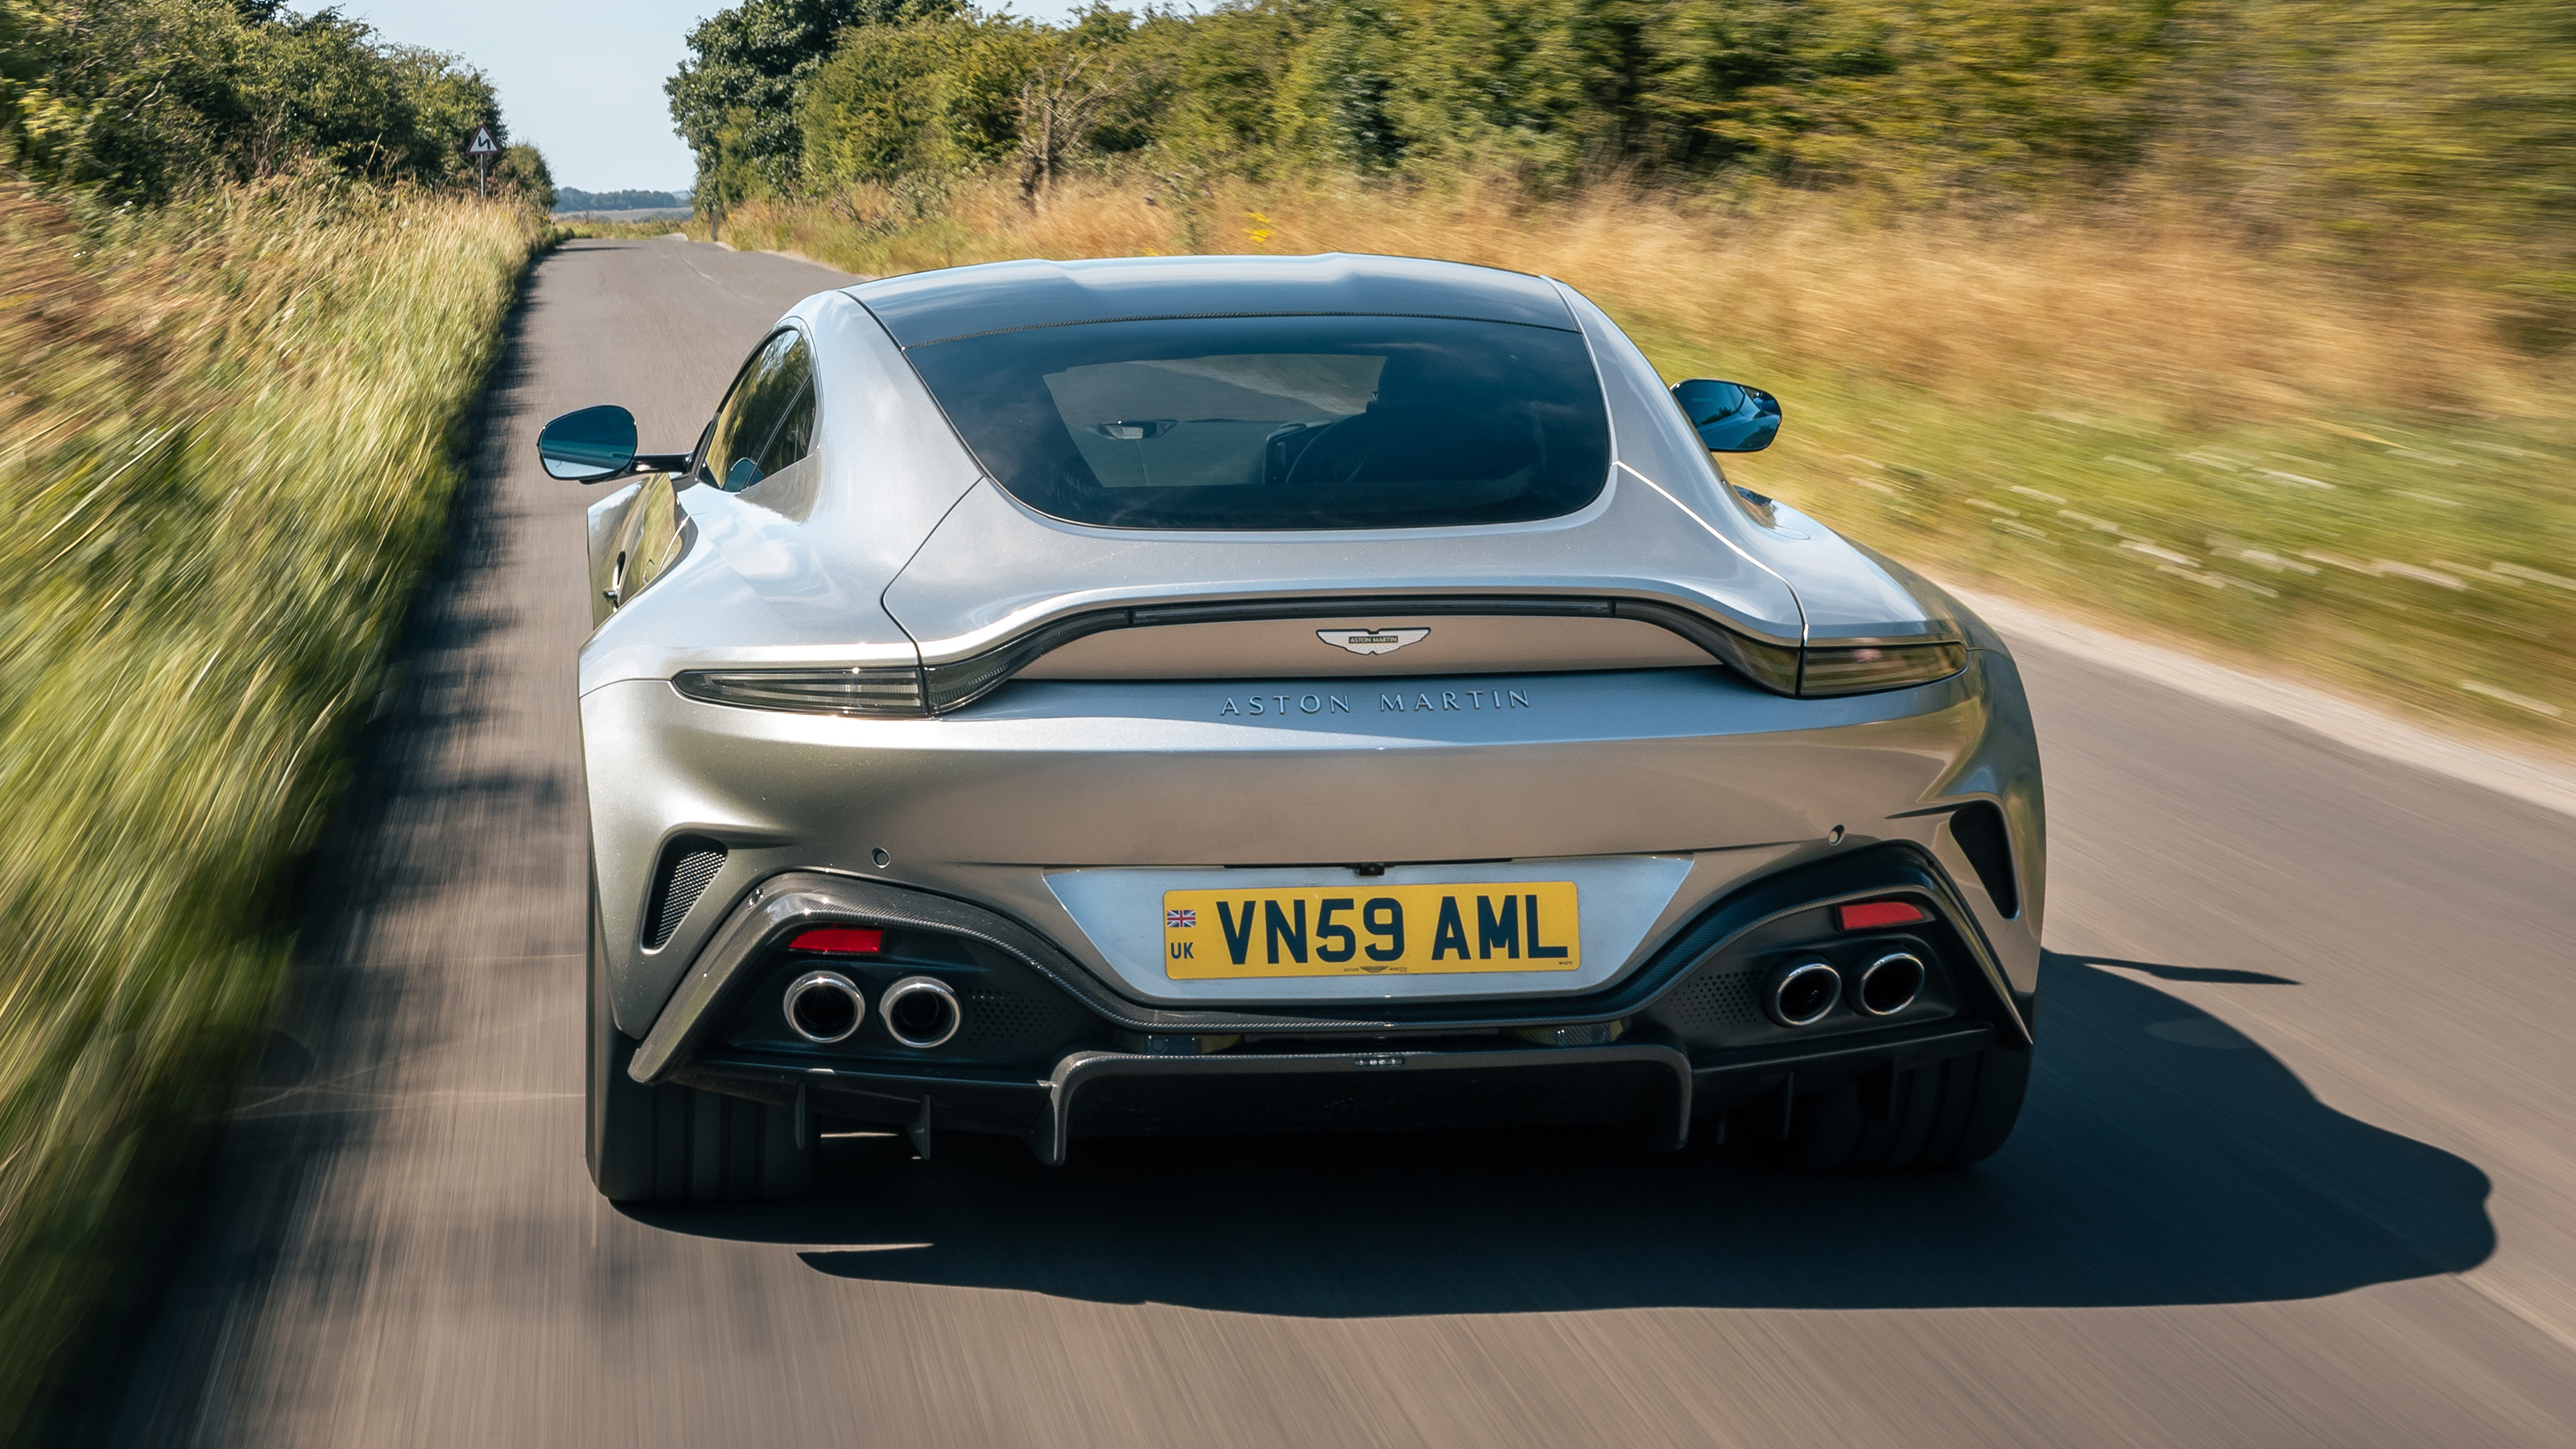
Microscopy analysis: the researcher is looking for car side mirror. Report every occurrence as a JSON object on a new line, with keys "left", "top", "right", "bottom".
{"left": 1671, "top": 378, "right": 1782, "bottom": 452}
{"left": 539, "top": 405, "right": 639, "bottom": 481}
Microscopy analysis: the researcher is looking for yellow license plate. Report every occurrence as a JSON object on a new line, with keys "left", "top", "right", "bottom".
{"left": 1162, "top": 882, "right": 1580, "bottom": 979}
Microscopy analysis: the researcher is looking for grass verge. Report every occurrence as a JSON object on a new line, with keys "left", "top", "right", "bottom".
{"left": 0, "top": 179, "right": 543, "bottom": 1430}
{"left": 703, "top": 174, "right": 2576, "bottom": 749}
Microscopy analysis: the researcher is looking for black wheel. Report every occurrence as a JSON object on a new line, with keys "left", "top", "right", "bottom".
{"left": 1776, "top": 1042, "right": 2032, "bottom": 1173}
{"left": 588, "top": 869, "right": 811, "bottom": 1202}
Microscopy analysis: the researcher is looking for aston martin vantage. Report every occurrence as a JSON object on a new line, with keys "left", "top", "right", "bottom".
{"left": 541, "top": 253, "right": 2045, "bottom": 1202}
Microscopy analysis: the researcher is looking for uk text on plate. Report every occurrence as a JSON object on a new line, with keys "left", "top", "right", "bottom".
{"left": 1162, "top": 882, "right": 1580, "bottom": 978}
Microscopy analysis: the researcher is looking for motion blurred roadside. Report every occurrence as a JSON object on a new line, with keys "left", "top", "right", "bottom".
{"left": 0, "top": 2, "right": 555, "bottom": 1435}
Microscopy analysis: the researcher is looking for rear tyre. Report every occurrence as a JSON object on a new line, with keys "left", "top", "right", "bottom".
{"left": 588, "top": 869, "right": 811, "bottom": 1202}
{"left": 1777, "top": 1042, "right": 2032, "bottom": 1173}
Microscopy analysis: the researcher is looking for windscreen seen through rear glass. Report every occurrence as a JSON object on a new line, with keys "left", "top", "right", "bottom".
{"left": 904, "top": 315, "right": 1611, "bottom": 530}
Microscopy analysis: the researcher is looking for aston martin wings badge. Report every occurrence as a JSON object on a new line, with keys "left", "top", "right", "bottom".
{"left": 1316, "top": 627, "right": 1431, "bottom": 655}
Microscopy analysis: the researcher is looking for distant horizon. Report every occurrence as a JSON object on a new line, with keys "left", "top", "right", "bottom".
{"left": 554, "top": 185, "right": 689, "bottom": 204}
{"left": 325, "top": 1, "right": 1111, "bottom": 195}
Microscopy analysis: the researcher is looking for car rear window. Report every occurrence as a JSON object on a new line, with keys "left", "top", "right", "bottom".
{"left": 902, "top": 315, "right": 1610, "bottom": 530}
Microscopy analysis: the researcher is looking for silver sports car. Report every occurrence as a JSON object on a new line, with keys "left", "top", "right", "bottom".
{"left": 540, "top": 254, "right": 2044, "bottom": 1203}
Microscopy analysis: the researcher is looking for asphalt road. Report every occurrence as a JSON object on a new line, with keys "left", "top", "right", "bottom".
{"left": 101, "top": 238, "right": 2576, "bottom": 1447}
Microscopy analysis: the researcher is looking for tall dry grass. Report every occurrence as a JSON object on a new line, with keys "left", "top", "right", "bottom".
{"left": 0, "top": 179, "right": 542, "bottom": 1432}
{"left": 715, "top": 171, "right": 2553, "bottom": 423}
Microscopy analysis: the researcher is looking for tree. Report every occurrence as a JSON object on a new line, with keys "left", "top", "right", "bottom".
{"left": 797, "top": 8, "right": 1170, "bottom": 203}
{"left": 1015, "top": 38, "right": 1145, "bottom": 205}
{"left": 799, "top": 16, "right": 1038, "bottom": 188}
{"left": 0, "top": 0, "right": 516, "bottom": 200}
{"left": 666, "top": 0, "right": 960, "bottom": 200}
{"left": 494, "top": 142, "right": 554, "bottom": 211}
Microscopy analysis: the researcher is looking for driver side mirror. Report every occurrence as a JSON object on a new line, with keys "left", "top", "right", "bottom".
{"left": 536, "top": 406, "right": 694, "bottom": 483}
{"left": 538, "top": 405, "right": 637, "bottom": 481}
{"left": 1671, "top": 379, "right": 1782, "bottom": 452}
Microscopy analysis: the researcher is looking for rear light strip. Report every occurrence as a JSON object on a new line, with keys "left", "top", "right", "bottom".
{"left": 1836, "top": 899, "right": 1929, "bottom": 931}
{"left": 791, "top": 926, "right": 884, "bottom": 954}
{"left": 670, "top": 596, "right": 1961, "bottom": 716}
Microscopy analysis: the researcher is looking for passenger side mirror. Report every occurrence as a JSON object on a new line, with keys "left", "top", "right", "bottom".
{"left": 1671, "top": 379, "right": 1782, "bottom": 453}
{"left": 538, "top": 405, "right": 639, "bottom": 481}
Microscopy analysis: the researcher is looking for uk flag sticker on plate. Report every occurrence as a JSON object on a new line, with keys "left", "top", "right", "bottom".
{"left": 1166, "top": 908, "right": 1198, "bottom": 929}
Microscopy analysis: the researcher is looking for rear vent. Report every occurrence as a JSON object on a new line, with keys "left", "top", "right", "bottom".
{"left": 1947, "top": 802, "right": 2020, "bottom": 919}
{"left": 642, "top": 836, "right": 727, "bottom": 949}
{"left": 952, "top": 987, "right": 1098, "bottom": 1063}
{"left": 1659, "top": 966, "right": 1766, "bottom": 1033}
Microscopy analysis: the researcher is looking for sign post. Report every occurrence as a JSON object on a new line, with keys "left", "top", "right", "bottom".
{"left": 467, "top": 126, "right": 499, "bottom": 200}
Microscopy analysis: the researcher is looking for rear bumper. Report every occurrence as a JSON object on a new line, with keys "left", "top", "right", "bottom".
{"left": 675, "top": 1019, "right": 1997, "bottom": 1165}
{"left": 636, "top": 848, "right": 2026, "bottom": 1162}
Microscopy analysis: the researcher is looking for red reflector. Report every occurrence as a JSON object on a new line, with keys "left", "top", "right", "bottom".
{"left": 791, "top": 927, "right": 883, "bottom": 954}
{"left": 1837, "top": 900, "right": 1928, "bottom": 931}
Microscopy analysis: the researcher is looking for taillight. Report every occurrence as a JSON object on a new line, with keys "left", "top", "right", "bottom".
{"left": 673, "top": 667, "right": 927, "bottom": 716}
{"left": 1836, "top": 899, "right": 1928, "bottom": 931}
{"left": 791, "top": 926, "right": 884, "bottom": 954}
{"left": 1799, "top": 642, "right": 1968, "bottom": 696}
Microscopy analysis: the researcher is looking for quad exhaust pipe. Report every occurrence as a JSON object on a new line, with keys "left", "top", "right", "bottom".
{"left": 1766, "top": 960, "right": 1842, "bottom": 1027}
{"left": 784, "top": 971, "right": 866, "bottom": 1043}
{"left": 782, "top": 971, "right": 964, "bottom": 1048}
{"left": 1765, "top": 951, "right": 1926, "bottom": 1028}
{"left": 1856, "top": 952, "right": 1926, "bottom": 1017}
{"left": 880, "top": 975, "right": 962, "bottom": 1049}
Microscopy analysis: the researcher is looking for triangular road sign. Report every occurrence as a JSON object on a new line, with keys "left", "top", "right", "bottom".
{"left": 467, "top": 126, "right": 498, "bottom": 155}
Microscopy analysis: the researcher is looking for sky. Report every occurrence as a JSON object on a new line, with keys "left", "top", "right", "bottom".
{"left": 335, "top": 1, "right": 1097, "bottom": 195}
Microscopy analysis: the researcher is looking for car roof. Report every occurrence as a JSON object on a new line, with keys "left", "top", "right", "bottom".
{"left": 844, "top": 253, "right": 1577, "bottom": 348}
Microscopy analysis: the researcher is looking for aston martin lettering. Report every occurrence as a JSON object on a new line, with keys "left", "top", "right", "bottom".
{"left": 1220, "top": 693, "right": 1355, "bottom": 716}
{"left": 1318, "top": 626, "right": 1430, "bottom": 655}
{"left": 1216, "top": 688, "right": 1532, "bottom": 716}
{"left": 1381, "top": 689, "right": 1530, "bottom": 712}
{"left": 1162, "top": 882, "right": 1580, "bottom": 979}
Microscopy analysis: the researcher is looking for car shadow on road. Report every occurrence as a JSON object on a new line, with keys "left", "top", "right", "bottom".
{"left": 627, "top": 953, "right": 2492, "bottom": 1314}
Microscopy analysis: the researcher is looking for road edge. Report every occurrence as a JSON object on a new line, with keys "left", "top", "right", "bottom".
{"left": 1950, "top": 584, "right": 2576, "bottom": 820}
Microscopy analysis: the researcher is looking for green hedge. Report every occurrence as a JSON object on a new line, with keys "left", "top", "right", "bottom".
{"left": 0, "top": 179, "right": 543, "bottom": 1434}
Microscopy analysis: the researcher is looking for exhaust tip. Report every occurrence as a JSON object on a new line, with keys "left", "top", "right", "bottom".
{"left": 1856, "top": 952, "right": 1926, "bottom": 1016}
{"left": 784, "top": 971, "right": 866, "bottom": 1043}
{"left": 881, "top": 975, "right": 962, "bottom": 1050}
{"left": 1766, "top": 960, "right": 1842, "bottom": 1027}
